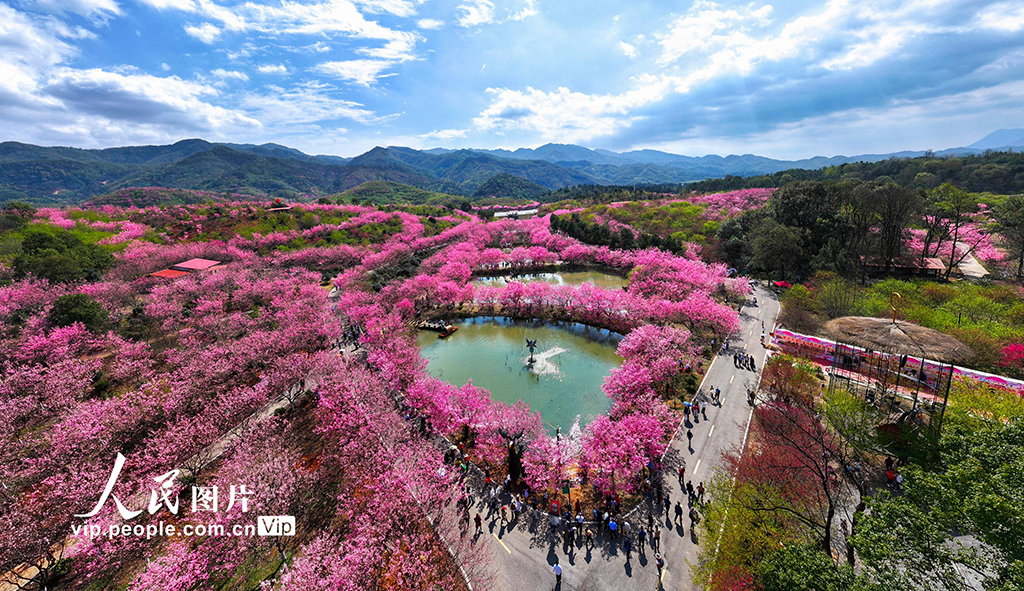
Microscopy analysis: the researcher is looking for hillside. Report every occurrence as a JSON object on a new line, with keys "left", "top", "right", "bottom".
{"left": 687, "top": 150, "right": 1024, "bottom": 194}
{"left": 337, "top": 180, "right": 458, "bottom": 205}
{"left": 4, "top": 132, "right": 1024, "bottom": 207}
{"left": 471, "top": 173, "right": 548, "bottom": 200}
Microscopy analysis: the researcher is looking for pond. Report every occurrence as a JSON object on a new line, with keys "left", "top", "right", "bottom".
{"left": 474, "top": 270, "right": 628, "bottom": 289}
{"left": 416, "top": 317, "right": 623, "bottom": 433}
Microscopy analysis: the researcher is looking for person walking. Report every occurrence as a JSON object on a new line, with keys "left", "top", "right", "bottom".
{"left": 686, "top": 480, "right": 695, "bottom": 503}
{"left": 674, "top": 501, "right": 683, "bottom": 526}
{"left": 638, "top": 527, "right": 647, "bottom": 553}
{"left": 701, "top": 400, "right": 708, "bottom": 419}
{"left": 585, "top": 527, "right": 594, "bottom": 550}
{"left": 689, "top": 506, "right": 699, "bottom": 529}
{"left": 697, "top": 482, "right": 705, "bottom": 504}
{"left": 655, "top": 553, "right": 665, "bottom": 576}
{"left": 686, "top": 429, "right": 694, "bottom": 450}
{"left": 652, "top": 527, "right": 661, "bottom": 552}
{"left": 553, "top": 561, "right": 562, "bottom": 584}
{"left": 474, "top": 512, "right": 482, "bottom": 534}
{"left": 624, "top": 537, "right": 633, "bottom": 561}
{"left": 664, "top": 492, "right": 671, "bottom": 517}
{"left": 609, "top": 518, "right": 618, "bottom": 540}
{"left": 678, "top": 465, "right": 686, "bottom": 485}
{"left": 647, "top": 510, "right": 654, "bottom": 532}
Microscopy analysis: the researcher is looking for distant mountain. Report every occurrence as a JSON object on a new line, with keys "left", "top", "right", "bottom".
{"left": 1, "top": 129, "right": 1020, "bottom": 206}
{"left": 967, "top": 129, "right": 1024, "bottom": 150}
{"left": 472, "top": 173, "right": 548, "bottom": 200}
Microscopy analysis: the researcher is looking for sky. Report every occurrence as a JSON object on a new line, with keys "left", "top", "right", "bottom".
{"left": 1, "top": 0, "right": 1023, "bottom": 159}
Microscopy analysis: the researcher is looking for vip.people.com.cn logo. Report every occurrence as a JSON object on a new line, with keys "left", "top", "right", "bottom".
{"left": 257, "top": 516, "right": 296, "bottom": 536}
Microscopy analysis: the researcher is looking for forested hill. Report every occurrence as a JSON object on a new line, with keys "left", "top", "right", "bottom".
{"left": 0, "top": 141, "right": 597, "bottom": 205}
{"left": 687, "top": 150, "right": 1024, "bottom": 194}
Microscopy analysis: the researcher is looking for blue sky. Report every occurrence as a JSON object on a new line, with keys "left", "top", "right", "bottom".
{"left": 1, "top": 0, "right": 1023, "bottom": 159}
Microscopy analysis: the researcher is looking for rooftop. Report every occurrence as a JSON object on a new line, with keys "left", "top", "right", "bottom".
{"left": 171, "top": 258, "right": 222, "bottom": 271}
{"left": 148, "top": 269, "right": 190, "bottom": 279}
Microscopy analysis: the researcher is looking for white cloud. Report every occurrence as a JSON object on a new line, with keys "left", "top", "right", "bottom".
{"left": 509, "top": 0, "right": 537, "bottom": 21}
{"left": 161, "top": 62, "right": 170, "bottom": 71}
{"left": 471, "top": 0, "right": 983, "bottom": 146}
{"left": 241, "top": 82, "right": 379, "bottom": 125}
{"left": 27, "top": 0, "right": 121, "bottom": 19}
{"left": 138, "top": 0, "right": 422, "bottom": 62}
{"left": 617, "top": 40, "right": 638, "bottom": 58}
{"left": 354, "top": 0, "right": 419, "bottom": 17}
{"left": 656, "top": 2, "right": 773, "bottom": 66}
{"left": 43, "top": 68, "right": 260, "bottom": 130}
{"left": 473, "top": 81, "right": 671, "bottom": 142}
{"left": 419, "top": 128, "right": 468, "bottom": 141}
{"left": 211, "top": 68, "right": 249, "bottom": 81}
{"left": 417, "top": 18, "right": 444, "bottom": 29}
{"left": 257, "top": 64, "right": 289, "bottom": 74}
{"left": 315, "top": 60, "right": 395, "bottom": 85}
{"left": 975, "top": 1, "right": 1024, "bottom": 32}
{"left": 457, "top": 0, "right": 494, "bottom": 27}
{"left": 184, "top": 22, "right": 221, "bottom": 43}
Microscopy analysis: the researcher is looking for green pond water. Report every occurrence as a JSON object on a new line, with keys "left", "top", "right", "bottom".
{"left": 474, "top": 270, "right": 627, "bottom": 289}
{"left": 416, "top": 317, "right": 623, "bottom": 433}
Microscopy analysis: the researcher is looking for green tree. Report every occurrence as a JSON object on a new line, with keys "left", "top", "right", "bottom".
{"left": 758, "top": 544, "right": 858, "bottom": 591}
{"left": 870, "top": 182, "right": 922, "bottom": 275}
{"left": 930, "top": 183, "right": 977, "bottom": 279}
{"left": 993, "top": 194, "right": 1024, "bottom": 279}
{"left": 750, "top": 219, "right": 804, "bottom": 280}
{"left": 48, "top": 294, "right": 109, "bottom": 332}
{"left": 14, "top": 229, "right": 115, "bottom": 283}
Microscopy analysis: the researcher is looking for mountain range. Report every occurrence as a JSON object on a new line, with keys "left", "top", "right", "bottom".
{"left": 1, "top": 129, "right": 1021, "bottom": 205}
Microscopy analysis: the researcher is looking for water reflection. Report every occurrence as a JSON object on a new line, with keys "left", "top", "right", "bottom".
{"left": 416, "top": 317, "right": 623, "bottom": 433}
{"left": 474, "top": 270, "right": 628, "bottom": 290}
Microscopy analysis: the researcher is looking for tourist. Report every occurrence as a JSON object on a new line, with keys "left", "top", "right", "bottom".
{"left": 638, "top": 527, "right": 647, "bottom": 552}
{"left": 664, "top": 492, "right": 671, "bottom": 517}
{"left": 653, "top": 528, "right": 661, "bottom": 551}
{"left": 701, "top": 400, "right": 708, "bottom": 419}
{"left": 686, "top": 429, "right": 694, "bottom": 449}
{"left": 674, "top": 502, "right": 683, "bottom": 526}
{"left": 689, "top": 506, "right": 699, "bottom": 529}
{"left": 678, "top": 465, "right": 685, "bottom": 484}
{"left": 474, "top": 512, "right": 482, "bottom": 534}
{"left": 585, "top": 527, "right": 594, "bottom": 550}
{"left": 697, "top": 482, "right": 705, "bottom": 503}
{"left": 609, "top": 518, "right": 618, "bottom": 539}
{"left": 624, "top": 537, "right": 633, "bottom": 560}
{"left": 686, "top": 480, "right": 695, "bottom": 503}
{"left": 553, "top": 561, "right": 562, "bottom": 584}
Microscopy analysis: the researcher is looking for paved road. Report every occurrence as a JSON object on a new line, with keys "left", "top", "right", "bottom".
{"left": 471, "top": 285, "right": 781, "bottom": 591}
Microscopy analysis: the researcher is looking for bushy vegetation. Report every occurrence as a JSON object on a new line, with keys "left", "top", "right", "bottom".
{"left": 688, "top": 149, "right": 1024, "bottom": 194}
{"left": 778, "top": 273, "right": 1024, "bottom": 375}
{"left": 697, "top": 362, "right": 1024, "bottom": 591}
{"left": 470, "top": 172, "right": 549, "bottom": 200}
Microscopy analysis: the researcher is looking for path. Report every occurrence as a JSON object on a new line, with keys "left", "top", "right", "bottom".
{"left": 471, "top": 284, "right": 781, "bottom": 591}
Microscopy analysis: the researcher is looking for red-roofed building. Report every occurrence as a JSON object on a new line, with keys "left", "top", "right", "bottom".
{"left": 148, "top": 269, "right": 190, "bottom": 279}
{"left": 171, "top": 258, "right": 222, "bottom": 272}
